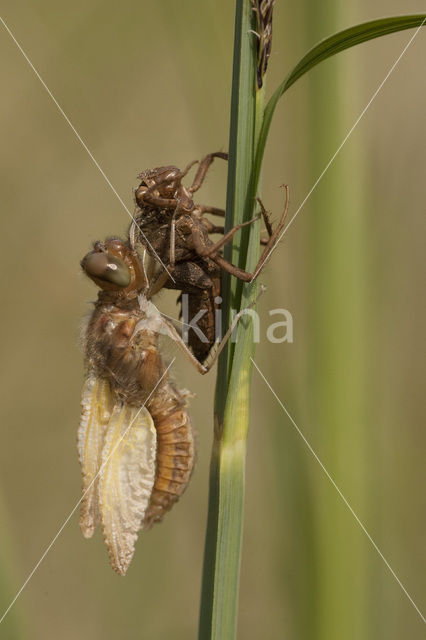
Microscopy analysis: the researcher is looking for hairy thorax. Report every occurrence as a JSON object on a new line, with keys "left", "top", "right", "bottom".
{"left": 85, "top": 300, "right": 164, "bottom": 405}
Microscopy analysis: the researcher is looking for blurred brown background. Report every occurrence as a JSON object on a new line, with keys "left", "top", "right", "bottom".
{"left": 0, "top": 1, "right": 425, "bottom": 638}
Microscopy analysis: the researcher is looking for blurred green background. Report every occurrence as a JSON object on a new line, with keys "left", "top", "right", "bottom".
{"left": 0, "top": 1, "right": 425, "bottom": 638}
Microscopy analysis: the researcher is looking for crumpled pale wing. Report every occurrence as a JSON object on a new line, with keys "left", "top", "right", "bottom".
{"left": 77, "top": 375, "right": 115, "bottom": 538}
{"left": 98, "top": 404, "right": 157, "bottom": 576}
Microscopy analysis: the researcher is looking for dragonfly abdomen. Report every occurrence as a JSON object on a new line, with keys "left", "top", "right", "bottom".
{"left": 145, "top": 381, "right": 195, "bottom": 528}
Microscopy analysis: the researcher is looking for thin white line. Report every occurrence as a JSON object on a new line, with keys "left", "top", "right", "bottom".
{"left": 0, "top": 358, "right": 175, "bottom": 625}
{"left": 0, "top": 15, "right": 175, "bottom": 283}
{"left": 161, "top": 310, "right": 191, "bottom": 329}
{"left": 250, "top": 357, "right": 426, "bottom": 624}
{"left": 251, "top": 18, "right": 426, "bottom": 280}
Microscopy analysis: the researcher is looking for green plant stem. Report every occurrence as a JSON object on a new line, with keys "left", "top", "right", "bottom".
{"left": 198, "top": 1, "right": 264, "bottom": 638}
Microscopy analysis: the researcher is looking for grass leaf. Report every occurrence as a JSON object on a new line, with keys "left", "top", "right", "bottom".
{"left": 198, "top": 1, "right": 262, "bottom": 638}
{"left": 253, "top": 14, "right": 426, "bottom": 190}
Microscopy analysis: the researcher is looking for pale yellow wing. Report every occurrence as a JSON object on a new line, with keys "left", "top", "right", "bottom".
{"left": 98, "top": 404, "right": 157, "bottom": 576}
{"left": 77, "top": 375, "right": 115, "bottom": 538}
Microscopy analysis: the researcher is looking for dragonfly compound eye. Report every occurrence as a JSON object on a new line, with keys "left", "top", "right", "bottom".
{"left": 82, "top": 252, "right": 131, "bottom": 287}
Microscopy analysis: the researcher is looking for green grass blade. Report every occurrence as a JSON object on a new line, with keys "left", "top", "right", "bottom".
{"left": 198, "top": 1, "right": 264, "bottom": 638}
{"left": 253, "top": 14, "right": 426, "bottom": 190}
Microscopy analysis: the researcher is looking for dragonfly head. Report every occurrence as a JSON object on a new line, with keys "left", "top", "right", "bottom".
{"left": 81, "top": 238, "right": 146, "bottom": 295}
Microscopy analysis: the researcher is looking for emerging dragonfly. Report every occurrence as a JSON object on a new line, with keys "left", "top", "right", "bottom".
{"left": 78, "top": 237, "right": 198, "bottom": 575}
{"left": 77, "top": 235, "right": 250, "bottom": 574}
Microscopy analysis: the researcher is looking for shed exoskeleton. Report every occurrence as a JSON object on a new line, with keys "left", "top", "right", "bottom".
{"left": 132, "top": 151, "right": 289, "bottom": 362}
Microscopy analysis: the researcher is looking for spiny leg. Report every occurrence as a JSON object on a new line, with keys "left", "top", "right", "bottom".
{"left": 257, "top": 197, "right": 273, "bottom": 237}
{"left": 189, "top": 152, "right": 228, "bottom": 194}
{"left": 202, "top": 217, "right": 225, "bottom": 235}
{"left": 203, "top": 217, "right": 268, "bottom": 242}
{"left": 211, "top": 254, "right": 253, "bottom": 282}
{"left": 191, "top": 215, "right": 260, "bottom": 258}
{"left": 252, "top": 185, "right": 289, "bottom": 277}
{"left": 199, "top": 205, "right": 226, "bottom": 217}
{"left": 138, "top": 192, "right": 178, "bottom": 209}
{"left": 197, "top": 186, "right": 290, "bottom": 282}
{"left": 160, "top": 316, "right": 207, "bottom": 374}
{"left": 160, "top": 285, "right": 265, "bottom": 374}
{"left": 208, "top": 225, "right": 225, "bottom": 235}
{"left": 257, "top": 199, "right": 274, "bottom": 245}
{"left": 201, "top": 205, "right": 271, "bottom": 240}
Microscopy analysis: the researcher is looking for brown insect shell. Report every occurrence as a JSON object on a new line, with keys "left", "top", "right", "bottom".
{"left": 135, "top": 165, "right": 195, "bottom": 215}
{"left": 82, "top": 237, "right": 146, "bottom": 297}
{"left": 137, "top": 165, "right": 181, "bottom": 195}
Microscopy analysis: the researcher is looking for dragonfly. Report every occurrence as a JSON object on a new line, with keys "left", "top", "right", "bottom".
{"left": 77, "top": 237, "right": 199, "bottom": 575}
{"left": 77, "top": 233, "right": 263, "bottom": 574}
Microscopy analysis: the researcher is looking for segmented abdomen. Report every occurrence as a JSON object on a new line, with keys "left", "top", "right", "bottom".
{"left": 145, "top": 381, "right": 195, "bottom": 528}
